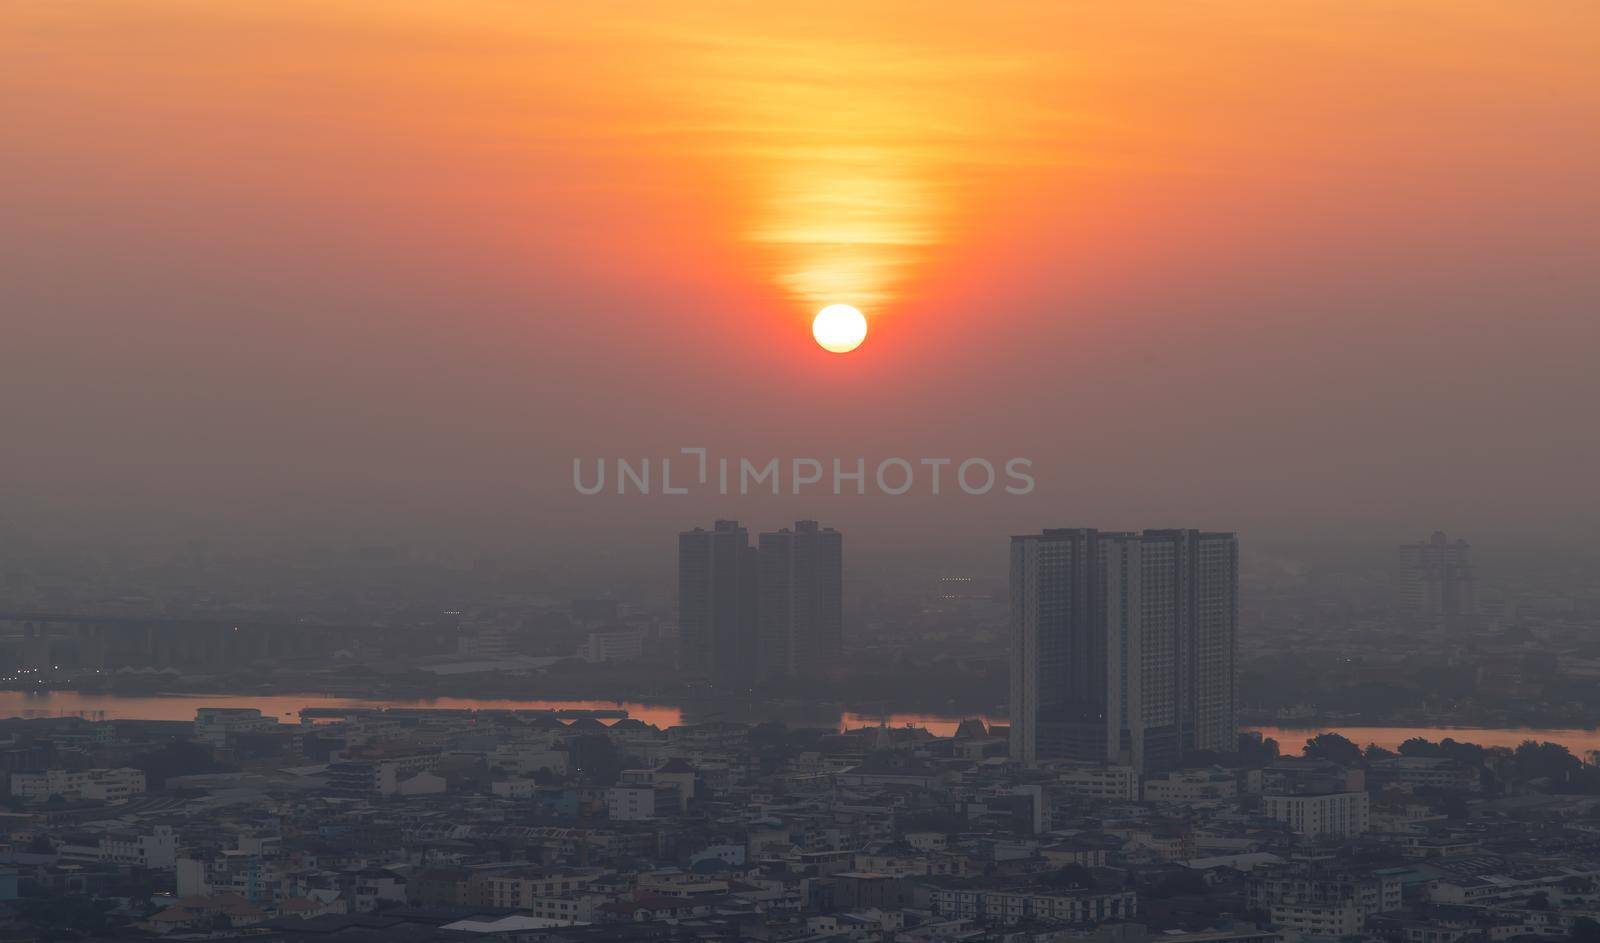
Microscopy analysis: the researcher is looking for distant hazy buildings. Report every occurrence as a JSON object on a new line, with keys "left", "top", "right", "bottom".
{"left": 577, "top": 626, "right": 646, "bottom": 663}
{"left": 1009, "top": 528, "right": 1238, "bottom": 772}
{"left": 680, "top": 519, "right": 841, "bottom": 685}
{"left": 1397, "top": 531, "right": 1478, "bottom": 625}
{"left": 938, "top": 576, "right": 987, "bottom": 601}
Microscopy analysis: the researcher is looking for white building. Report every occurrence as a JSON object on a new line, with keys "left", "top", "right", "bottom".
{"left": 1145, "top": 768, "right": 1239, "bottom": 803}
{"left": 10, "top": 768, "right": 146, "bottom": 803}
{"left": 577, "top": 627, "right": 646, "bottom": 663}
{"left": 1251, "top": 865, "right": 1401, "bottom": 938}
{"left": 493, "top": 778, "right": 541, "bottom": 799}
{"left": 928, "top": 885, "right": 1137, "bottom": 925}
{"left": 396, "top": 771, "right": 447, "bottom": 796}
{"left": 1263, "top": 791, "right": 1370, "bottom": 838}
{"left": 58, "top": 825, "right": 177, "bottom": 870}
{"left": 325, "top": 754, "right": 440, "bottom": 797}
{"left": 489, "top": 742, "right": 568, "bottom": 777}
{"left": 1049, "top": 762, "right": 1139, "bottom": 801}
{"left": 607, "top": 785, "right": 659, "bottom": 821}
{"left": 194, "top": 707, "right": 281, "bottom": 745}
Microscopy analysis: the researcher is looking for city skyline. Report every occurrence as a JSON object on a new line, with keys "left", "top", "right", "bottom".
{"left": 1, "top": 1, "right": 1597, "bottom": 938}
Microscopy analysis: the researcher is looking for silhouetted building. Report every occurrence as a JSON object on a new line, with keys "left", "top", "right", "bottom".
{"left": 1398, "top": 531, "right": 1477, "bottom": 625}
{"left": 1009, "top": 528, "right": 1238, "bottom": 772}
{"left": 678, "top": 521, "right": 757, "bottom": 685}
{"left": 757, "top": 520, "right": 842, "bottom": 678}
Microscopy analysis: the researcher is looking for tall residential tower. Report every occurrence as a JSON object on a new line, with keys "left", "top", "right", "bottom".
{"left": 678, "top": 520, "right": 758, "bottom": 686}
{"left": 1009, "top": 528, "right": 1238, "bottom": 772}
{"left": 757, "top": 520, "right": 843, "bottom": 678}
{"left": 1397, "top": 531, "right": 1477, "bottom": 626}
{"left": 680, "top": 519, "right": 842, "bottom": 686}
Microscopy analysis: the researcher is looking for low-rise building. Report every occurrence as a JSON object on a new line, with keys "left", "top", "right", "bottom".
{"left": 926, "top": 882, "right": 1137, "bottom": 925}
{"left": 57, "top": 825, "right": 177, "bottom": 870}
{"left": 1051, "top": 763, "right": 1140, "bottom": 801}
{"left": 1144, "top": 768, "right": 1238, "bottom": 803}
{"left": 1250, "top": 863, "right": 1402, "bottom": 938}
{"left": 10, "top": 768, "right": 146, "bottom": 803}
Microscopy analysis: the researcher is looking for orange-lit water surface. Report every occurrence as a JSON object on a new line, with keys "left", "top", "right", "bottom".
{"left": 5, "top": 691, "right": 1598, "bottom": 754}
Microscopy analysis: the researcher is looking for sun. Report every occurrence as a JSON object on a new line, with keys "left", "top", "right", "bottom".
{"left": 812, "top": 304, "right": 867, "bottom": 353}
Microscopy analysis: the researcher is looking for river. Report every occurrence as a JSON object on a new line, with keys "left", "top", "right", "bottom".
{"left": 0, "top": 691, "right": 974, "bottom": 737}
{"left": 3, "top": 691, "right": 1596, "bottom": 755}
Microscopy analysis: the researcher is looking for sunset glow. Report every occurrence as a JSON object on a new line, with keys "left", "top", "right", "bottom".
{"left": 1, "top": 2, "right": 1595, "bottom": 534}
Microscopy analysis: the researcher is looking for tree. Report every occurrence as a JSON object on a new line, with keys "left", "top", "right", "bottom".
{"left": 1438, "top": 738, "right": 1487, "bottom": 766}
{"left": 1364, "top": 744, "right": 1397, "bottom": 761}
{"left": 1399, "top": 737, "right": 1439, "bottom": 757}
{"left": 567, "top": 734, "right": 625, "bottom": 785}
{"left": 1512, "top": 741, "right": 1583, "bottom": 787}
{"left": 896, "top": 810, "right": 966, "bottom": 838}
{"left": 1152, "top": 869, "right": 1209, "bottom": 898}
{"left": 1570, "top": 916, "right": 1600, "bottom": 943}
{"left": 1303, "top": 732, "right": 1362, "bottom": 766}
{"left": 13, "top": 897, "right": 120, "bottom": 935}
{"left": 1237, "top": 734, "right": 1280, "bottom": 763}
{"left": 1041, "top": 864, "right": 1097, "bottom": 889}
{"left": 134, "top": 739, "right": 231, "bottom": 790}
{"left": 748, "top": 721, "right": 790, "bottom": 750}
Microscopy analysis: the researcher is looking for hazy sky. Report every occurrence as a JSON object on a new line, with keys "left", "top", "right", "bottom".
{"left": 3, "top": 1, "right": 1597, "bottom": 557}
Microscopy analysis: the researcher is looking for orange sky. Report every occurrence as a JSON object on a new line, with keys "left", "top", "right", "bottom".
{"left": 1, "top": 1, "right": 1597, "bottom": 551}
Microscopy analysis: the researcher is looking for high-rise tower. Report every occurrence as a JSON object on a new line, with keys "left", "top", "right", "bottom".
{"left": 758, "top": 520, "right": 842, "bottom": 678}
{"left": 1009, "top": 528, "right": 1238, "bottom": 772}
{"left": 1397, "top": 531, "right": 1477, "bottom": 626}
{"left": 678, "top": 520, "right": 758, "bottom": 685}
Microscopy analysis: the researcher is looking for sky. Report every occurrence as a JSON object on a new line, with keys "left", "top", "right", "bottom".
{"left": 2, "top": 1, "right": 1597, "bottom": 563}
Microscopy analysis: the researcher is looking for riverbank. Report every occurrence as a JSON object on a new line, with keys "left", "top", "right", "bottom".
{"left": 0, "top": 690, "right": 988, "bottom": 737}
{"left": 5, "top": 690, "right": 1600, "bottom": 757}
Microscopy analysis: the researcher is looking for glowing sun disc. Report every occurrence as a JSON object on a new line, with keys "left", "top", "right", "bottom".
{"left": 812, "top": 304, "right": 867, "bottom": 353}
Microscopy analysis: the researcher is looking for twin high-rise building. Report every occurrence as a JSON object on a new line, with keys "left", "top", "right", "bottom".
{"left": 678, "top": 520, "right": 842, "bottom": 686}
{"left": 678, "top": 520, "right": 758, "bottom": 687}
{"left": 1009, "top": 528, "right": 1239, "bottom": 773}
{"left": 759, "top": 521, "right": 844, "bottom": 678}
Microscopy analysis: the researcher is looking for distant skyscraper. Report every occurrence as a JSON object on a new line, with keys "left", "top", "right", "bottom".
{"left": 758, "top": 521, "right": 842, "bottom": 678}
{"left": 678, "top": 520, "right": 757, "bottom": 686}
{"left": 1009, "top": 528, "right": 1238, "bottom": 772}
{"left": 1397, "top": 531, "right": 1477, "bottom": 625}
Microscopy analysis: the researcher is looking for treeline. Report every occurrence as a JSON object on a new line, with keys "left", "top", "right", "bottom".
{"left": 1297, "top": 731, "right": 1600, "bottom": 794}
